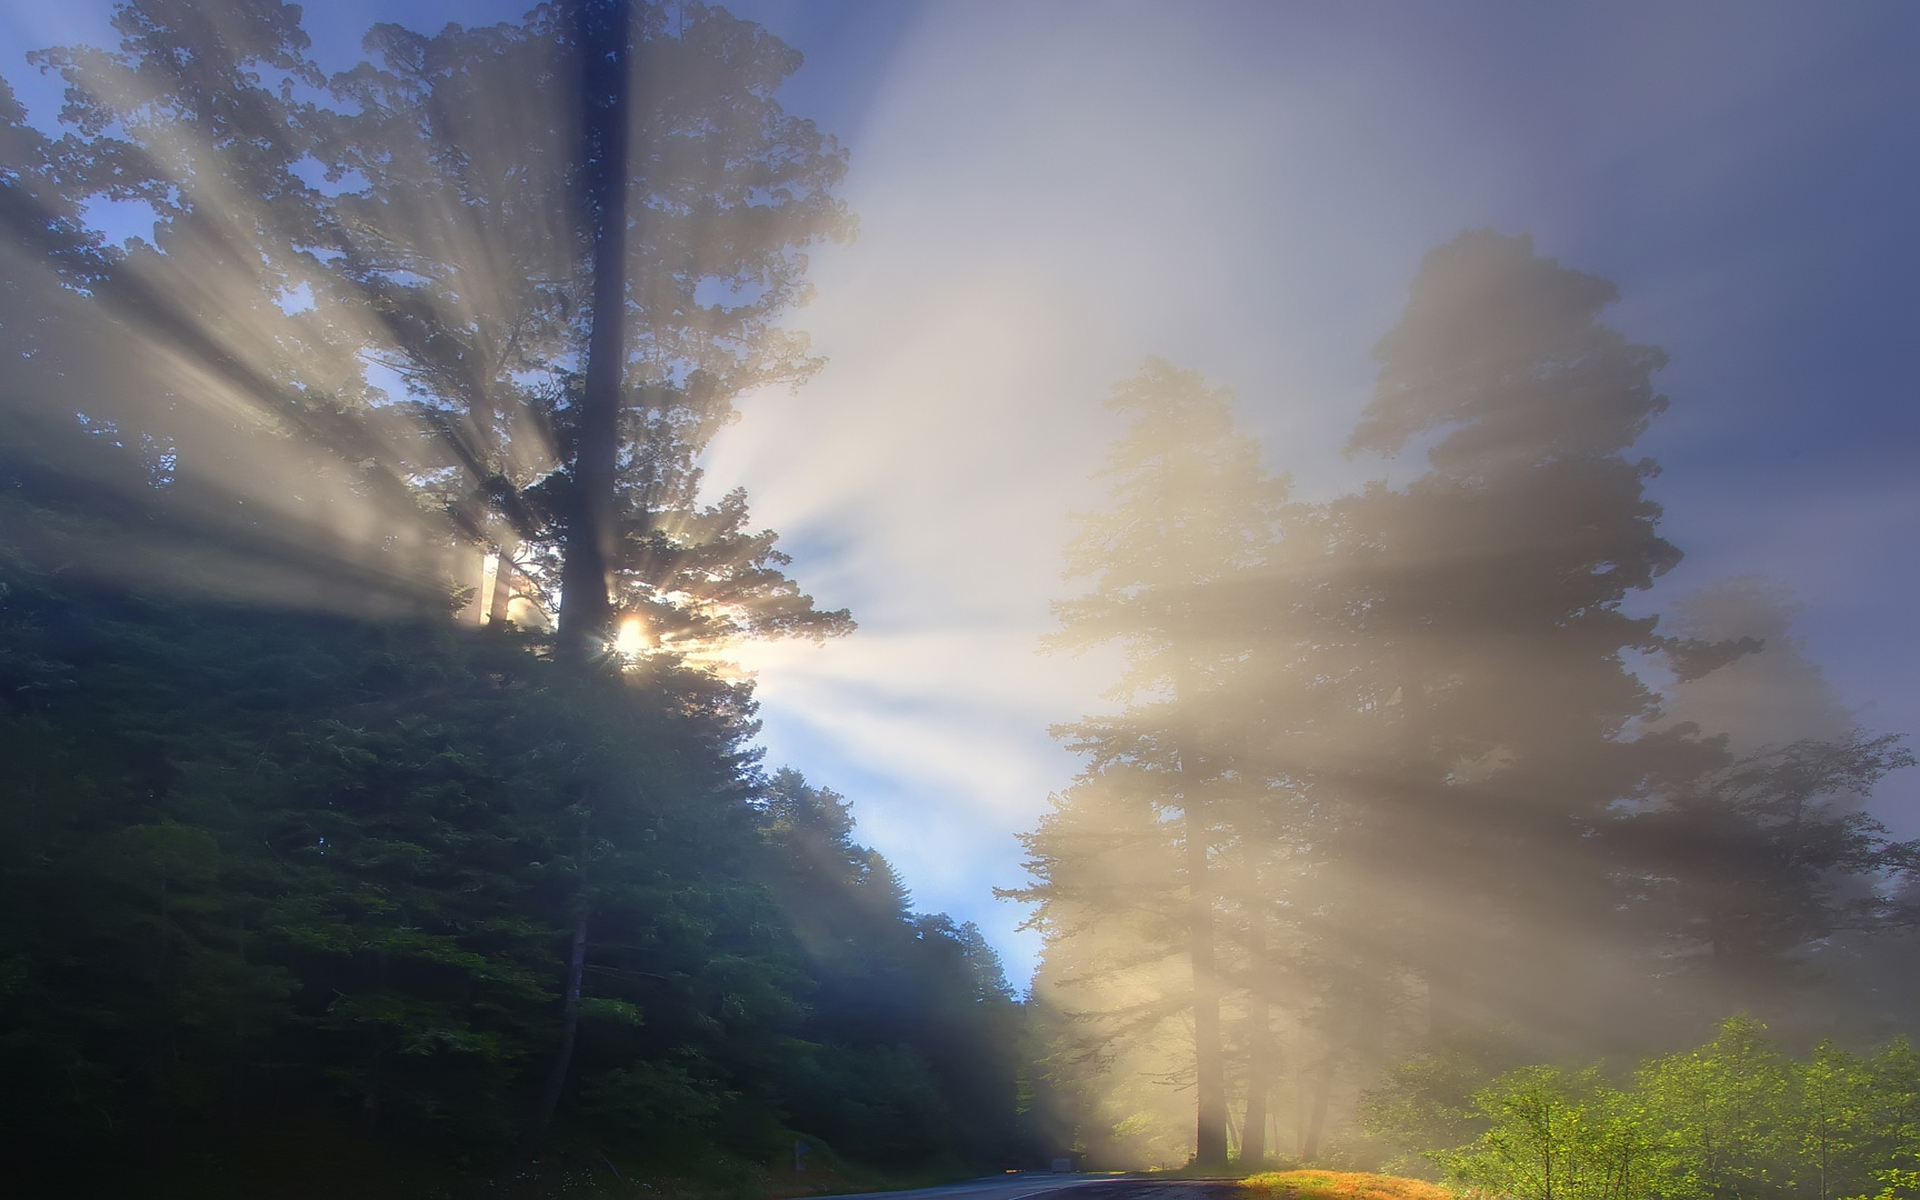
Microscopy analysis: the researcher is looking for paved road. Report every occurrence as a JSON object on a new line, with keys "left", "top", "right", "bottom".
{"left": 811, "top": 1175, "right": 1245, "bottom": 1200}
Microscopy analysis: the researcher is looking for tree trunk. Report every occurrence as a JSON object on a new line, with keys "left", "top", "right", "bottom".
{"left": 1300, "top": 1050, "right": 1336, "bottom": 1162}
{"left": 1241, "top": 1077, "right": 1268, "bottom": 1166}
{"left": 524, "top": 807, "right": 593, "bottom": 1157}
{"left": 1188, "top": 801, "right": 1228, "bottom": 1171}
{"left": 524, "top": 904, "right": 588, "bottom": 1157}
{"left": 558, "top": 0, "right": 632, "bottom": 656}
{"left": 486, "top": 548, "right": 515, "bottom": 626}
{"left": 1241, "top": 863, "right": 1277, "bottom": 1167}
{"left": 1241, "top": 996, "right": 1270, "bottom": 1165}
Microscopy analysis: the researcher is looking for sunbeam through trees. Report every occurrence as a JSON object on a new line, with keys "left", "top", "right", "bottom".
{"left": 1016, "top": 234, "right": 1918, "bottom": 1172}
{"left": 0, "top": 2, "right": 1916, "bottom": 1198}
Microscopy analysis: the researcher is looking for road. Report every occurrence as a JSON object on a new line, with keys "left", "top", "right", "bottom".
{"left": 811, "top": 1175, "right": 1246, "bottom": 1200}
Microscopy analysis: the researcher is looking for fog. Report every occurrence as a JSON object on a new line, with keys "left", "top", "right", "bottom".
{"left": 2, "top": 0, "right": 1917, "bottom": 1174}
{"left": 699, "top": 1, "right": 1920, "bottom": 987}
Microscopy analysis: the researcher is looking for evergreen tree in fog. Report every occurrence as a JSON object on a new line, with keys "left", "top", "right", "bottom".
{"left": 1327, "top": 229, "right": 1716, "bottom": 1049}
{"left": 1019, "top": 233, "right": 1915, "bottom": 1168}
{"left": 1014, "top": 359, "right": 1287, "bottom": 1169}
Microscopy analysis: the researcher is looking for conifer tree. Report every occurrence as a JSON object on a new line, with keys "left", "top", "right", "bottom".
{"left": 315, "top": 0, "right": 854, "bottom": 650}
{"left": 1324, "top": 230, "right": 1730, "bottom": 1047}
{"left": 1293, "top": 231, "right": 1914, "bottom": 1073}
{"left": 1016, "top": 359, "right": 1287, "bottom": 1169}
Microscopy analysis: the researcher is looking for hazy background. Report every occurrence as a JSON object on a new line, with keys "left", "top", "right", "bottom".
{"left": 5, "top": 0, "right": 1915, "bottom": 984}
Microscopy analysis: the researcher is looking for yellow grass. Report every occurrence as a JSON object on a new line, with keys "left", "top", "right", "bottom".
{"left": 1241, "top": 1170, "right": 1455, "bottom": 1200}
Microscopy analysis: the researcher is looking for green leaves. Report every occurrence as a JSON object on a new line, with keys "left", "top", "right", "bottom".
{"left": 1424, "top": 1019, "right": 1920, "bottom": 1200}
{"left": 1441, "top": 1066, "right": 1650, "bottom": 1200}
{"left": 1850, "top": 1153, "right": 1920, "bottom": 1200}
{"left": 1634, "top": 1016, "right": 1792, "bottom": 1200}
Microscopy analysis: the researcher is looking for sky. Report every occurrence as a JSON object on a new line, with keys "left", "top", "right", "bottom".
{"left": 4, "top": 1, "right": 1917, "bottom": 986}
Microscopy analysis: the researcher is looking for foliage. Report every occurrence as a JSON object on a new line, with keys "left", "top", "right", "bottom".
{"left": 0, "top": 0, "right": 1032, "bottom": 1192}
{"left": 1387, "top": 1018, "right": 1920, "bottom": 1200}
{"left": 1849, "top": 1154, "right": 1920, "bottom": 1200}
{"left": 0, "top": 510, "right": 1019, "bottom": 1188}
{"left": 1438, "top": 1066, "right": 1651, "bottom": 1200}
{"left": 9, "top": 0, "right": 852, "bottom": 647}
{"left": 1358, "top": 1036, "right": 1529, "bottom": 1176}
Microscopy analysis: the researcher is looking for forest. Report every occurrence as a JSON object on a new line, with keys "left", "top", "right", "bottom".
{"left": 0, "top": 1, "right": 1027, "bottom": 1194}
{"left": 1015, "top": 246, "right": 1920, "bottom": 1183}
{"left": 0, "top": 2, "right": 1915, "bottom": 1199}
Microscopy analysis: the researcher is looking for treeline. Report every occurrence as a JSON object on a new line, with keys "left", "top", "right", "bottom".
{"left": 0, "top": 565, "right": 1028, "bottom": 1191}
{"left": 1366, "top": 1017, "right": 1920, "bottom": 1200}
{"left": 1015, "top": 233, "right": 1920, "bottom": 1170}
{"left": 0, "top": 0, "right": 1038, "bottom": 1193}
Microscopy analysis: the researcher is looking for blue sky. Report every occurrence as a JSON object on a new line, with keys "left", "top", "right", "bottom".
{"left": 5, "top": 2, "right": 1918, "bottom": 985}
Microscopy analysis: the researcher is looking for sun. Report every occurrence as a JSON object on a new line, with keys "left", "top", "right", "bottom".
{"left": 613, "top": 616, "right": 646, "bottom": 657}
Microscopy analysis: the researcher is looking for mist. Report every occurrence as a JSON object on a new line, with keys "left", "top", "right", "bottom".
{"left": 696, "top": 0, "right": 1920, "bottom": 1169}
{"left": 1, "top": 0, "right": 1917, "bottom": 1191}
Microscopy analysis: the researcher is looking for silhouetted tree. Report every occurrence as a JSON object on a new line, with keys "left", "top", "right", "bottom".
{"left": 1622, "top": 732, "right": 1916, "bottom": 1009}
{"left": 0, "top": 4, "right": 1019, "bottom": 1192}
{"left": 316, "top": 0, "right": 853, "bottom": 650}
{"left": 1324, "top": 230, "right": 1744, "bottom": 1049}
{"left": 26, "top": 0, "right": 852, "bottom": 646}
{"left": 1015, "top": 359, "right": 1287, "bottom": 1169}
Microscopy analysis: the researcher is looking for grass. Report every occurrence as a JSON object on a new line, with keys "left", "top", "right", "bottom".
{"left": 1241, "top": 1170, "right": 1455, "bottom": 1200}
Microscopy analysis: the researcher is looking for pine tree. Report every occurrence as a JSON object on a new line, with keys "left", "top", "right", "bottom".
{"left": 1015, "top": 359, "right": 1286, "bottom": 1169}
{"left": 1322, "top": 230, "right": 1726, "bottom": 1048}
{"left": 315, "top": 0, "right": 854, "bottom": 650}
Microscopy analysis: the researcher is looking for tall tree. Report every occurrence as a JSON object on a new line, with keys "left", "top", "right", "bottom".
{"left": 317, "top": 0, "right": 853, "bottom": 649}
{"left": 1324, "top": 230, "right": 1742, "bottom": 1049}
{"left": 3, "top": 2, "right": 869, "bottom": 1182}
{"left": 561, "top": 0, "right": 638, "bottom": 651}
{"left": 1015, "top": 234, "right": 1905, "bottom": 1165}
{"left": 1017, "top": 359, "right": 1287, "bottom": 1169}
{"left": 29, "top": 0, "right": 852, "bottom": 640}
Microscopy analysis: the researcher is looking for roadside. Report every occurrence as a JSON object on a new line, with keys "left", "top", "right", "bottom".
{"left": 809, "top": 1174, "right": 1118, "bottom": 1200}
{"left": 810, "top": 1176, "right": 1248, "bottom": 1200}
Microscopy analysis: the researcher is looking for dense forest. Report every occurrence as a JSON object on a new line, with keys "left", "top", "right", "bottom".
{"left": 0, "top": 0, "right": 1033, "bottom": 1195}
{"left": 2, "top": 2, "right": 1917, "bottom": 1199}
{"left": 0, "top": 577, "right": 1030, "bottom": 1193}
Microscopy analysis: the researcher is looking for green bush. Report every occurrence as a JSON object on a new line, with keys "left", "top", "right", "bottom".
{"left": 1424, "top": 1019, "right": 1920, "bottom": 1200}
